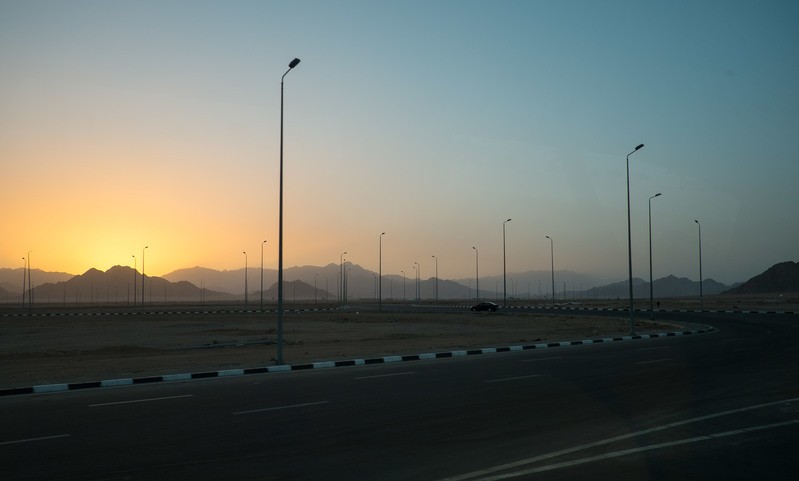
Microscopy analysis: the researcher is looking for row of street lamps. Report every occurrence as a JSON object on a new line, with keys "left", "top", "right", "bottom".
{"left": 277, "top": 59, "right": 709, "bottom": 361}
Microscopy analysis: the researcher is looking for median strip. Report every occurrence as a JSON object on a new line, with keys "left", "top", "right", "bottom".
{"left": 0, "top": 325, "right": 716, "bottom": 397}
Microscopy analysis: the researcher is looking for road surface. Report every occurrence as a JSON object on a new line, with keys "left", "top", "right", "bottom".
{"left": 1, "top": 309, "right": 796, "bottom": 480}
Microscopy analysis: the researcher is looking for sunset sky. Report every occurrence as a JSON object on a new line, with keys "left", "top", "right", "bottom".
{"left": 2, "top": 0, "right": 797, "bottom": 285}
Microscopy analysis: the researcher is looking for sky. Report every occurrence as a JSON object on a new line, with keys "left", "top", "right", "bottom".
{"left": 2, "top": 0, "right": 798, "bottom": 285}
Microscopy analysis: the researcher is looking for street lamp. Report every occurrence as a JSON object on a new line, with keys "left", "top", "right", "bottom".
{"left": 277, "top": 57, "right": 300, "bottom": 365}
{"left": 379, "top": 232, "right": 385, "bottom": 312}
{"left": 21, "top": 257, "right": 26, "bottom": 308}
{"left": 649, "top": 193, "right": 662, "bottom": 319}
{"left": 413, "top": 261, "right": 422, "bottom": 302}
{"left": 546, "top": 236, "right": 555, "bottom": 306}
{"left": 142, "top": 245, "right": 148, "bottom": 309}
{"left": 472, "top": 246, "right": 479, "bottom": 301}
{"left": 626, "top": 143, "right": 644, "bottom": 335}
{"left": 503, "top": 218, "right": 511, "bottom": 307}
{"left": 339, "top": 251, "right": 347, "bottom": 304}
{"left": 431, "top": 255, "right": 438, "bottom": 304}
{"left": 260, "top": 240, "right": 267, "bottom": 311}
{"left": 26, "top": 250, "right": 32, "bottom": 311}
{"left": 132, "top": 255, "right": 136, "bottom": 306}
{"left": 695, "top": 219, "right": 703, "bottom": 311}
{"left": 243, "top": 251, "right": 248, "bottom": 307}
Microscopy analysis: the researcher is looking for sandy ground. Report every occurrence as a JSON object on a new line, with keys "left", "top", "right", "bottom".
{"left": 0, "top": 307, "right": 680, "bottom": 388}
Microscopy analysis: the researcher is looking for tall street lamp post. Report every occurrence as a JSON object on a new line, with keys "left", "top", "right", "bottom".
{"left": 472, "top": 246, "right": 479, "bottom": 301}
{"left": 132, "top": 255, "right": 136, "bottom": 306}
{"left": 27, "top": 250, "right": 32, "bottom": 311}
{"left": 339, "top": 251, "right": 347, "bottom": 305}
{"left": 141, "top": 246, "right": 148, "bottom": 309}
{"left": 379, "top": 232, "right": 385, "bottom": 312}
{"left": 431, "top": 255, "right": 438, "bottom": 304}
{"left": 243, "top": 251, "right": 248, "bottom": 307}
{"left": 546, "top": 236, "right": 555, "bottom": 306}
{"left": 695, "top": 219, "right": 703, "bottom": 311}
{"left": 649, "top": 193, "right": 662, "bottom": 319}
{"left": 503, "top": 218, "right": 511, "bottom": 307}
{"left": 21, "top": 257, "right": 26, "bottom": 308}
{"left": 277, "top": 57, "right": 300, "bottom": 365}
{"left": 260, "top": 240, "right": 267, "bottom": 311}
{"left": 626, "top": 143, "right": 644, "bottom": 335}
{"left": 413, "top": 261, "right": 422, "bottom": 302}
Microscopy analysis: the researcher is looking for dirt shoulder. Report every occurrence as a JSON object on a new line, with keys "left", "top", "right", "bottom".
{"left": 0, "top": 309, "right": 678, "bottom": 388}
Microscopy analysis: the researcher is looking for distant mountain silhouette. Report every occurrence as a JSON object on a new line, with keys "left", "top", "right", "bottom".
{"left": 0, "top": 267, "right": 73, "bottom": 293}
{"left": 587, "top": 275, "right": 730, "bottom": 299}
{"left": 723, "top": 261, "right": 799, "bottom": 295}
{"left": 28, "top": 266, "right": 230, "bottom": 305}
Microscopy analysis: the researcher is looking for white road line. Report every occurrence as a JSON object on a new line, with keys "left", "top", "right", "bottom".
{"left": 233, "top": 400, "right": 330, "bottom": 415}
{"left": 636, "top": 346, "right": 670, "bottom": 351}
{"left": 0, "top": 434, "right": 70, "bottom": 446}
{"left": 438, "top": 396, "right": 799, "bottom": 481}
{"left": 464, "top": 420, "right": 799, "bottom": 481}
{"left": 484, "top": 374, "right": 541, "bottom": 383}
{"left": 354, "top": 371, "right": 416, "bottom": 380}
{"left": 89, "top": 394, "right": 194, "bottom": 407}
{"left": 522, "top": 357, "right": 562, "bottom": 362}
{"left": 635, "top": 359, "right": 671, "bottom": 365}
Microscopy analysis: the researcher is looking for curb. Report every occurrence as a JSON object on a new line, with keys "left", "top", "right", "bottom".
{"left": 0, "top": 325, "right": 715, "bottom": 398}
{"left": 0, "top": 307, "right": 339, "bottom": 318}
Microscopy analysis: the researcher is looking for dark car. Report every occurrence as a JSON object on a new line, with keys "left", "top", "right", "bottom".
{"left": 470, "top": 301, "right": 498, "bottom": 312}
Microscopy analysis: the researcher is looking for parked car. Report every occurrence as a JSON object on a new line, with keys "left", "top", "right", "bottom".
{"left": 470, "top": 301, "right": 498, "bottom": 312}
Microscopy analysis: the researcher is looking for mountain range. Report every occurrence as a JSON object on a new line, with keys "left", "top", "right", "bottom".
{"left": 2, "top": 260, "right": 796, "bottom": 305}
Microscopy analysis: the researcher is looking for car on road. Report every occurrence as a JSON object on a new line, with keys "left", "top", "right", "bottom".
{"left": 470, "top": 301, "right": 498, "bottom": 312}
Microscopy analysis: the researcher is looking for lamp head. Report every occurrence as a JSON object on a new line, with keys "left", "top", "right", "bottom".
{"left": 288, "top": 58, "right": 301, "bottom": 68}
{"left": 655, "top": 192, "right": 662, "bottom": 197}
{"left": 635, "top": 144, "right": 644, "bottom": 151}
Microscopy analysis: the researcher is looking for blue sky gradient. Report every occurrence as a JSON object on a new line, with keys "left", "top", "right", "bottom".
{"left": 2, "top": 0, "right": 797, "bottom": 284}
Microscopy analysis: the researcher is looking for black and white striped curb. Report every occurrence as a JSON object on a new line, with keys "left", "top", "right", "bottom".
{"left": 505, "top": 306, "right": 797, "bottom": 315}
{"left": 0, "top": 325, "right": 715, "bottom": 397}
{"left": 0, "top": 307, "right": 339, "bottom": 318}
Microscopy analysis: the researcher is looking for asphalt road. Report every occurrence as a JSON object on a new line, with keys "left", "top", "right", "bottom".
{"left": 1, "top": 309, "right": 797, "bottom": 480}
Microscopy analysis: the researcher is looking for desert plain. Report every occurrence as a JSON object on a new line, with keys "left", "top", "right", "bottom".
{"left": 0, "top": 304, "right": 683, "bottom": 388}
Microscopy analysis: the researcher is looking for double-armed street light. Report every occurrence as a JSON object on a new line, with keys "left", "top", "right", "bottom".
{"left": 626, "top": 143, "right": 644, "bottom": 335}
{"left": 276, "top": 57, "right": 301, "bottom": 365}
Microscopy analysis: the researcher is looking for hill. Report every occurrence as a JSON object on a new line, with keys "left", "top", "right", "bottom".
{"left": 0, "top": 268, "right": 74, "bottom": 293}
{"left": 724, "top": 261, "right": 799, "bottom": 295}
{"left": 587, "top": 275, "right": 729, "bottom": 299}
{"left": 29, "top": 266, "right": 230, "bottom": 304}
